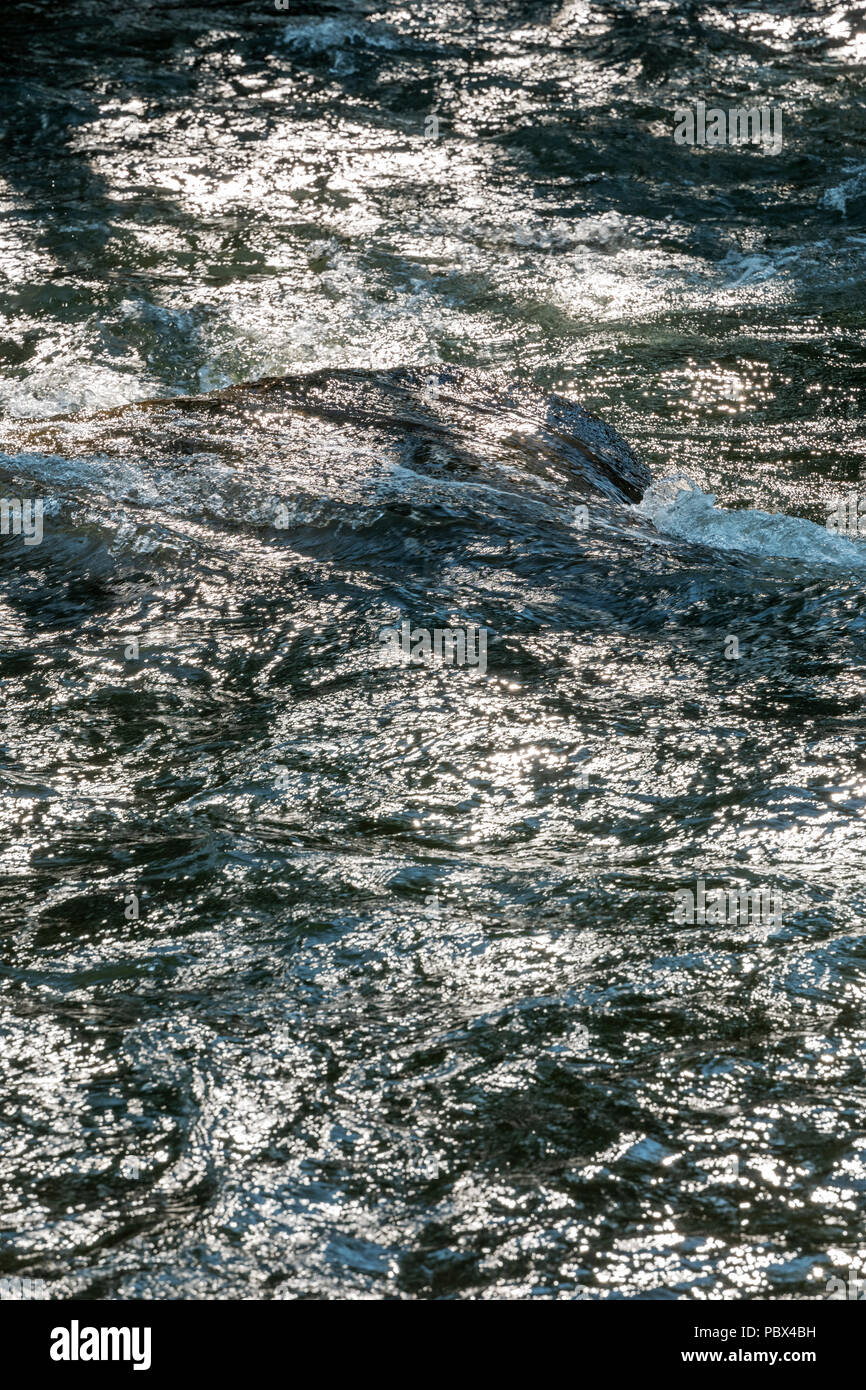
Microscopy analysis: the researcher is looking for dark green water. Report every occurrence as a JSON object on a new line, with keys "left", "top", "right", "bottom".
{"left": 1, "top": 0, "right": 866, "bottom": 1300}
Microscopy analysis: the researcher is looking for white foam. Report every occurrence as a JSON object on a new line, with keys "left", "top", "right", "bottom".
{"left": 820, "top": 162, "right": 866, "bottom": 216}
{"left": 0, "top": 361, "right": 152, "bottom": 419}
{"left": 634, "top": 475, "right": 866, "bottom": 567}
{"left": 280, "top": 19, "right": 397, "bottom": 53}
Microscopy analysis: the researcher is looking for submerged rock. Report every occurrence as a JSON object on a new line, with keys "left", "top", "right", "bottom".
{"left": 2, "top": 367, "right": 650, "bottom": 521}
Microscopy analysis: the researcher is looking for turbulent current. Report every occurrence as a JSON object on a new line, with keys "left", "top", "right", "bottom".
{"left": 2, "top": 0, "right": 866, "bottom": 1302}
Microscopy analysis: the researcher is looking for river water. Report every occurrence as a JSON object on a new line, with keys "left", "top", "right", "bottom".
{"left": 1, "top": 0, "right": 866, "bottom": 1300}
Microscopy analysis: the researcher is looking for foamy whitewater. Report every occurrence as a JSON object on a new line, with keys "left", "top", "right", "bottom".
{"left": 637, "top": 476, "right": 866, "bottom": 566}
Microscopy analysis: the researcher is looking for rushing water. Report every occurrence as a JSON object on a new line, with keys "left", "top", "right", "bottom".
{"left": 1, "top": 0, "right": 866, "bottom": 1301}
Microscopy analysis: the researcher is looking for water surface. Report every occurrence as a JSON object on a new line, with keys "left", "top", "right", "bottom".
{"left": 1, "top": 0, "right": 866, "bottom": 1300}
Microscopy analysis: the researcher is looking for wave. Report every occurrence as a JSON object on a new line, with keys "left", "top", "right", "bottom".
{"left": 635, "top": 475, "right": 866, "bottom": 568}
{"left": 0, "top": 368, "right": 651, "bottom": 538}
